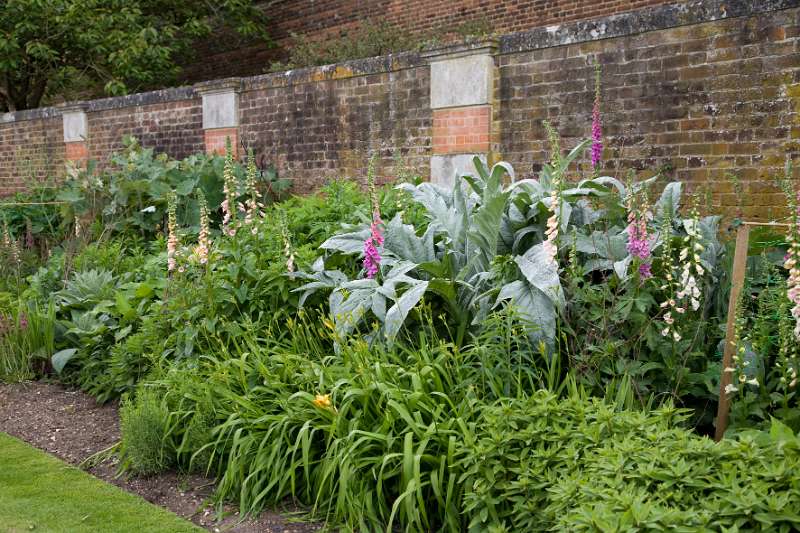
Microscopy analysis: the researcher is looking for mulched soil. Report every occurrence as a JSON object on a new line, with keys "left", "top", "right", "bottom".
{"left": 0, "top": 380, "right": 322, "bottom": 533}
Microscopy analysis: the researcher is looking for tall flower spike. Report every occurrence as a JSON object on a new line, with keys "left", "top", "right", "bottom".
{"left": 785, "top": 189, "right": 800, "bottom": 340}
{"left": 166, "top": 191, "right": 179, "bottom": 273}
{"left": 278, "top": 209, "right": 295, "bottom": 273}
{"left": 543, "top": 121, "right": 562, "bottom": 265}
{"left": 2, "top": 220, "right": 19, "bottom": 267}
{"left": 24, "top": 218, "right": 34, "bottom": 250}
{"left": 193, "top": 189, "right": 210, "bottom": 265}
{"left": 591, "top": 62, "right": 603, "bottom": 173}
{"left": 366, "top": 152, "right": 379, "bottom": 217}
{"left": 626, "top": 187, "right": 652, "bottom": 280}
{"left": 243, "top": 148, "right": 262, "bottom": 234}
{"left": 221, "top": 137, "right": 238, "bottom": 236}
{"left": 658, "top": 211, "right": 682, "bottom": 341}
{"left": 363, "top": 212, "right": 384, "bottom": 279}
{"left": 676, "top": 201, "right": 705, "bottom": 313}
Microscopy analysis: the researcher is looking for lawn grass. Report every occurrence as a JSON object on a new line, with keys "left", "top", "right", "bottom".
{"left": 0, "top": 432, "right": 201, "bottom": 533}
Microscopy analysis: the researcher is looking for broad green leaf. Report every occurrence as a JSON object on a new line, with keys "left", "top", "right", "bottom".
{"left": 51, "top": 348, "right": 78, "bottom": 374}
{"left": 514, "top": 242, "right": 564, "bottom": 308}
{"left": 384, "top": 281, "right": 429, "bottom": 341}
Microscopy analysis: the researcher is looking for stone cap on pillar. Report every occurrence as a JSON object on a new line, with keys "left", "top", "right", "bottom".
{"left": 195, "top": 78, "right": 242, "bottom": 130}
{"left": 60, "top": 104, "right": 88, "bottom": 143}
{"left": 421, "top": 39, "right": 498, "bottom": 110}
{"left": 421, "top": 38, "right": 499, "bottom": 63}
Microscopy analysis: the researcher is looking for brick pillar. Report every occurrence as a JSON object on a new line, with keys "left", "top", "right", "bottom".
{"left": 424, "top": 41, "right": 497, "bottom": 186}
{"left": 62, "top": 107, "right": 88, "bottom": 166}
{"left": 196, "top": 79, "right": 241, "bottom": 156}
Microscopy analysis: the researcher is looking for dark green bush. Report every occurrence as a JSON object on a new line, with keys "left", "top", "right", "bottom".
{"left": 459, "top": 392, "right": 800, "bottom": 532}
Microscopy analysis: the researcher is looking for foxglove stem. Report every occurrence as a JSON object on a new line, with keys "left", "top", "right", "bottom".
{"left": 278, "top": 210, "right": 295, "bottom": 273}
{"left": 676, "top": 206, "right": 704, "bottom": 313}
{"left": 363, "top": 212, "right": 384, "bottom": 279}
{"left": 193, "top": 190, "right": 210, "bottom": 265}
{"left": 590, "top": 62, "right": 603, "bottom": 172}
{"left": 2, "top": 220, "right": 19, "bottom": 267}
{"left": 785, "top": 190, "right": 800, "bottom": 340}
{"left": 243, "top": 149, "right": 263, "bottom": 233}
{"left": 166, "top": 191, "right": 179, "bottom": 273}
{"left": 658, "top": 212, "right": 682, "bottom": 341}
{"left": 625, "top": 189, "right": 652, "bottom": 280}
{"left": 543, "top": 120, "right": 562, "bottom": 265}
{"left": 222, "top": 137, "right": 238, "bottom": 236}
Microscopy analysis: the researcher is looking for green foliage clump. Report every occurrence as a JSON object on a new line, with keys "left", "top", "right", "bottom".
{"left": 120, "top": 388, "right": 174, "bottom": 476}
{"left": 0, "top": 0, "right": 269, "bottom": 111}
{"left": 0, "top": 302, "right": 55, "bottom": 383}
{"left": 271, "top": 20, "right": 426, "bottom": 71}
{"left": 460, "top": 393, "right": 800, "bottom": 532}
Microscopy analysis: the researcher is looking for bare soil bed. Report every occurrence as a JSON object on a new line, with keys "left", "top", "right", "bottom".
{"left": 0, "top": 380, "right": 321, "bottom": 532}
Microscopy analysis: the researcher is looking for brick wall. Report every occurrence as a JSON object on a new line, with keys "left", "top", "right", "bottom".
{"left": 497, "top": 5, "right": 800, "bottom": 219}
{"left": 0, "top": 116, "right": 64, "bottom": 194}
{"left": 0, "top": 1, "right": 798, "bottom": 219}
{"left": 186, "top": 0, "right": 673, "bottom": 82}
{"left": 239, "top": 63, "right": 431, "bottom": 193}
{"left": 86, "top": 99, "right": 204, "bottom": 166}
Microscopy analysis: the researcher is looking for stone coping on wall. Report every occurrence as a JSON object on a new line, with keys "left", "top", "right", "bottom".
{"left": 499, "top": 0, "right": 800, "bottom": 54}
{"left": 2, "top": 0, "right": 797, "bottom": 125}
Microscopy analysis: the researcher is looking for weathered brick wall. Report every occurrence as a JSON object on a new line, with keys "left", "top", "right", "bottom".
{"left": 187, "top": 0, "right": 673, "bottom": 82}
{"left": 86, "top": 99, "right": 204, "bottom": 166}
{"left": 0, "top": 116, "right": 64, "bottom": 194}
{"left": 497, "top": 5, "right": 800, "bottom": 219}
{"left": 0, "top": 1, "right": 798, "bottom": 219}
{"left": 239, "top": 59, "right": 432, "bottom": 192}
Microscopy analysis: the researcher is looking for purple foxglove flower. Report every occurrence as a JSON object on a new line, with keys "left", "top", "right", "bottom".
{"left": 591, "top": 99, "right": 603, "bottom": 170}
{"left": 363, "top": 213, "right": 384, "bottom": 279}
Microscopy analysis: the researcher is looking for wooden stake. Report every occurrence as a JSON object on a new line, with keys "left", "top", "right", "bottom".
{"left": 715, "top": 224, "right": 750, "bottom": 441}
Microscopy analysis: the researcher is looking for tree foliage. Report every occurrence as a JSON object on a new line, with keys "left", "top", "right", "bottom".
{"left": 0, "top": 0, "right": 270, "bottom": 111}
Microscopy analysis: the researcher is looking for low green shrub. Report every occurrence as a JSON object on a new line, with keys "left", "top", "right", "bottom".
{"left": 120, "top": 387, "right": 174, "bottom": 476}
{"left": 459, "top": 393, "right": 800, "bottom": 532}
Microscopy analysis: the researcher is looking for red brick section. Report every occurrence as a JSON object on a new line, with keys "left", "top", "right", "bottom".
{"left": 0, "top": 117, "right": 64, "bottom": 195}
{"left": 433, "top": 106, "right": 491, "bottom": 154}
{"left": 65, "top": 142, "right": 88, "bottom": 164}
{"left": 205, "top": 128, "right": 239, "bottom": 156}
{"left": 497, "top": 7, "right": 800, "bottom": 221}
{"left": 185, "top": 0, "right": 673, "bottom": 82}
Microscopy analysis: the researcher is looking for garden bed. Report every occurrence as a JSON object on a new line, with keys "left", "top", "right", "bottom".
{"left": 0, "top": 381, "right": 319, "bottom": 533}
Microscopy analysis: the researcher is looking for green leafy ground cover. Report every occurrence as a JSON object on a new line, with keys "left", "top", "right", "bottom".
{"left": 0, "top": 432, "right": 201, "bottom": 533}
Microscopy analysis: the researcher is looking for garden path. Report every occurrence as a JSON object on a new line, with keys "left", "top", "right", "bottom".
{"left": 0, "top": 381, "right": 321, "bottom": 533}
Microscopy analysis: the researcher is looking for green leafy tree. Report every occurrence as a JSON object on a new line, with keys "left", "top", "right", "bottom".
{"left": 0, "top": 0, "right": 270, "bottom": 111}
